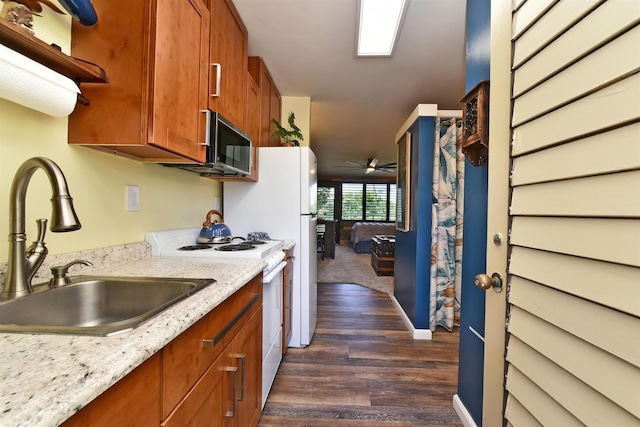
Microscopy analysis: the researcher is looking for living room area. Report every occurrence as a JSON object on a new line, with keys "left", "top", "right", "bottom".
{"left": 316, "top": 179, "right": 396, "bottom": 296}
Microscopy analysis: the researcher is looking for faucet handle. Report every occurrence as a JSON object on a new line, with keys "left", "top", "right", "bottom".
{"left": 49, "top": 260, "right": 93, "bottom": 288}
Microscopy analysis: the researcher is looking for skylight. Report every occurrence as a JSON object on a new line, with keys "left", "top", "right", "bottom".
{"left": 356, "top": 0, "right": 407, "bottom": 57}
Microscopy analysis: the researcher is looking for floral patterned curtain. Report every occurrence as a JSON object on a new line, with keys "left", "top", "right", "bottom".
{"left": 429, "top": 118, "right": 464, "bottom": 331}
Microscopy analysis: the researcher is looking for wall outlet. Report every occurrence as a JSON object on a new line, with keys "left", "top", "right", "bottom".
{"left": 126, "top": 185, "right": 140, "bottom": 212}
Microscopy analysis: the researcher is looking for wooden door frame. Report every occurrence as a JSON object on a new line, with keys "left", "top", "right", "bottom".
{"left": 482, "top": 0, "right": 511, "bottom": 425}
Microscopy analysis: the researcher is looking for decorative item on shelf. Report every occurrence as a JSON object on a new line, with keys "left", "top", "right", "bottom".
{"left": 272, "top": 111, "right": 303, "bottom": 146}
{"left": 460, "top": 80, "right": 490, "bottom": 166}
{"left": 0, "top": 0, "right": 65, "bottom": 34}
{"left": 57, "top": 0, "right": 97, "bottom": 26}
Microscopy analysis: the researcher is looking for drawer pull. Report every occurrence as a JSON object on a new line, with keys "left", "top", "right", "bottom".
{"left": 211, "top": 63, "right": 221, "bottom": 97}
{"left": 233, "top": 354, "right": 246, "bottom": 401}
{"left": 201, "top": 109, "right": 211, "bottom": 146}
{"left": 202, "top": 293, "right": 260, "bottom": 348}
{"left": 224, "top": 366, "right": 238, "bottom": 418}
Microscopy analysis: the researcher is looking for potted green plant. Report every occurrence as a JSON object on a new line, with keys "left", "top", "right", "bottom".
{"left": 272, "top": 111, "right": 304, "bottom": 146}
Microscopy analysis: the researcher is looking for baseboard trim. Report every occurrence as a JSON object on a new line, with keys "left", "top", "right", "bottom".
{"left": 390, "top": 296, "right": 432, "bottom": 340}
{"left": 453, "top": 394, "right": 478, "bottom": 427}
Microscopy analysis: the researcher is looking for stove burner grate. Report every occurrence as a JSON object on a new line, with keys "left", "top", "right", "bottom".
{"left": 215, "top": 243, "right": 256, "bottom": 251}
{"left": 178, "top": 244, "right": 213, "bottom": 251}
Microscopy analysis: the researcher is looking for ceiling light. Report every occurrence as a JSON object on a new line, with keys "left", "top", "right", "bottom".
{"left": 356, "top": 0, "right": 407, "bottom": 57}
{"left": 366, "top": 158, "right": 378, "bottom": 173}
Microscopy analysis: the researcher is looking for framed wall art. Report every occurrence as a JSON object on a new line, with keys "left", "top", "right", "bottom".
{"left": 396, "top": 131, "right": 411, "bottom": 232}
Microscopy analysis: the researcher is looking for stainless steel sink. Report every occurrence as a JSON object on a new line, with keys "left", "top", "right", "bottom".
{"left": 0, "top": 276, "right": 215, "bottom": 336}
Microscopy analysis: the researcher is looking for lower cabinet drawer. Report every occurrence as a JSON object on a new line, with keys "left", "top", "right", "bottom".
{"left": 162, "top": 275, "right": 263, "bottom": 419}
{"left": 163, "top": 303, "right": 263, "bottom": 427}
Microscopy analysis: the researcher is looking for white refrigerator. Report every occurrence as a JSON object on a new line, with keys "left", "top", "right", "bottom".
{"left": 223, "top": 147, "right": 318, "bottom": 347}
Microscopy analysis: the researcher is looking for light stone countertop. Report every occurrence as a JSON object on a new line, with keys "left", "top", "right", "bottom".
{"left": 0, "top": 255, "right": 265, "bottom": 427}
{"left": 281, "top": 239, "right": 296, "bottom": 251}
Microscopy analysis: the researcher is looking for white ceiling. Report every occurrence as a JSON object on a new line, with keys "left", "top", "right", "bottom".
{"left": 233, "top": 0, "right": 467, "bottom": 179}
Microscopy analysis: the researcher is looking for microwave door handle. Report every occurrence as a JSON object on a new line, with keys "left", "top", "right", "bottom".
{"left": 211, "top": 63, "right": 221, "bottom": 98}
{"left": 201, "top": 110, "right": 211, "bottom": 146}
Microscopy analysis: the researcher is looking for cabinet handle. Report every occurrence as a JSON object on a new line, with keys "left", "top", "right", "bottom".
{"left": 201, "top": 109, "right": 211, "bottom": 146}
{"left": 276, "top": 284, "right": 282, "bottom": 308}
{"left": 202, "top": 293, "right": 261, "bottom": 348}
{"left": 224, "top": 366, "right": 238, "bottom": 418}
{"left": 285, "top": 283, "right": 292, "bottom": 309}
{"left": 211, "top": 63, "right": 221, "bottom": 98}
{"left": 233, "top": 354, "right": 246, "bottom": 401}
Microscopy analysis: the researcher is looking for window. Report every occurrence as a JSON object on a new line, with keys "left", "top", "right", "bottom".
{"left": 342, "top": 183, "right": 364, "bottom": 220}
{"left": 389, "top": 184, "right": 397, "bottom": 222}
{"left": 340, "top": 182, "right": 396, "bottom": 221}
{"left": 365, "top": 184, "right": 388, "bottom": 220}
{"left": 317, "top": 186, "right": 335, "bottom": 220}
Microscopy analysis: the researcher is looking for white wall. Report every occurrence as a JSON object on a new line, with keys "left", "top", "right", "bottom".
{"left": 0, "top": 7, "right": 221, "bottom": 261}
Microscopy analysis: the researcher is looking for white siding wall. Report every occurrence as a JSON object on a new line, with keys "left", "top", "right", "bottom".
{"left": 504, "top": 0, "right": 640, "bottom": 425}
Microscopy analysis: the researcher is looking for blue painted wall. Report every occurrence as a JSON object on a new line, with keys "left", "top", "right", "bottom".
{"left": 457, "top": 0, "right": 491, "bottom": 425}
{"left": 394, "top": 117, "right": 435, "bottom": 329}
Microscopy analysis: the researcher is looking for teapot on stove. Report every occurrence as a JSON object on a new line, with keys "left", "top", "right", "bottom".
{"left": 197, "top": 210, "right": 233, "bottom": 244}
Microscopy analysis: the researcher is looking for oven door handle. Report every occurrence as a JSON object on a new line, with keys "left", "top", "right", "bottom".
{"left": 262, "top": 261, "right": 287, "bottom": 284}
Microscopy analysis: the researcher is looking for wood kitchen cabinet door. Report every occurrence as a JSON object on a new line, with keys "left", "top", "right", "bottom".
{"left": 229, "top": 307, "right": 263, "bottom": 427}
{"left": 60, "top": 354, "right": 161, "bottom": 427}
{"left": 69, "top": 0, "right": 210, "bottom": 163}
{"left": 220, "top": 71, "right": 260, "bottom": 182}
{"left": 209, "top": 0, "right": 249, "bottom": 132}
{"left": 248, "top": 57, "right": 282, "bottom": 147}
{"left": 162, "top": 354, "right": 225, "bottom": 427}
{"left": 244, "top": 72, "right": 260, "bottom": 181}
{"left": 269, "top": 86, "right": 282, "bottom": 147}
{"left": 282, "top": 249, "right": 294, "bottom": 354}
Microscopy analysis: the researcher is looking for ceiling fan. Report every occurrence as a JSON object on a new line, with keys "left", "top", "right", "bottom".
{"left": 342, "top": 158, "right": 397, "bottom": 174}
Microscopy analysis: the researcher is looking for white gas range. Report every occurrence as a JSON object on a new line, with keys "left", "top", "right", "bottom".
{"left": 146, "top": 227, "right": 284, "bottom": 265}
{"left": 146, "top": 228, "right": 285, "bottom": 408}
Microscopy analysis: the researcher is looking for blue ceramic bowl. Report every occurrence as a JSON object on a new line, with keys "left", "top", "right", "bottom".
{"left": 58, "top": 0, "right": 98, "bottom": 26}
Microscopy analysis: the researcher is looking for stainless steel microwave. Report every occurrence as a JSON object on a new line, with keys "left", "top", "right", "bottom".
{"left": 162, "top": 111, "right": 252, "bottom": 176}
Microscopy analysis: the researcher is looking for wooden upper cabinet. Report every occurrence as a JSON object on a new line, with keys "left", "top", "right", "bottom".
{"left": 248, "top": 56, "right": 282, "bottom": 147}
{"left": 208, "top": 0, "right": 249, "bottom": 132}
{"left": 245, "top": 72, "right": 260, "bottom": 181}
{"left": 68, "top": 0, "right": 210, "bottom": 163}
{"left": 269, "top": 86, "right": 282, "bottom": 147}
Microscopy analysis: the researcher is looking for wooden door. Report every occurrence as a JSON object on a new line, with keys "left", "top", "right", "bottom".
{"left": 484, "top": 1, "right": 640, "bottom": 424}
{"left": 229, "top": 307, "right": 262, "bottom": 427}
{"left": 152, "top": 0, "right": 210, "bottom": 162}
{"left": 245, "top": 72, "right": 260, "bottom": 181}
{"left": 269, "top": 86, "right": 282, "bottom": 146}
{"left": 61, "top": 354, "right": 161, "bottom": 427}
{"left": 282, "top": 250, "right": 294, "bottom": 354}
{"left": 209, "top": 0, "right": 248, "bottom": 131}
{"left": 162, "top": 356, "right": 225, "bottom": 427}
{"left": 259, "top": 64, "right": 274, "bottom": 147}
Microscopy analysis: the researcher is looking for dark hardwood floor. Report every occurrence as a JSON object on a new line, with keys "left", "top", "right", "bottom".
{"left": 259, "top": 283, "right": 462, "bottom": 427}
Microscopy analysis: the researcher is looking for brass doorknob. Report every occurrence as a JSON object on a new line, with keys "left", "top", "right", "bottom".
{"left": 475, "top": 272, "right": 503, "bottom": 293}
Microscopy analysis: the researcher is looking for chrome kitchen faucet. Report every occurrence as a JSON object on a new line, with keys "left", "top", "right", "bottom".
{"left": 1, "top": 157, "right": 81, "bottom": 300}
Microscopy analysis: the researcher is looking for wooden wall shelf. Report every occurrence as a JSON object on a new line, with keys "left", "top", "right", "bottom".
{"left": 0, "top": 18, "right": 107, "bottom": 83}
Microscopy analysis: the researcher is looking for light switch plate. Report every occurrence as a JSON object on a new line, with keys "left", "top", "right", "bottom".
{"left": 126, "top": 185, "right": 140, "bottom": 211}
